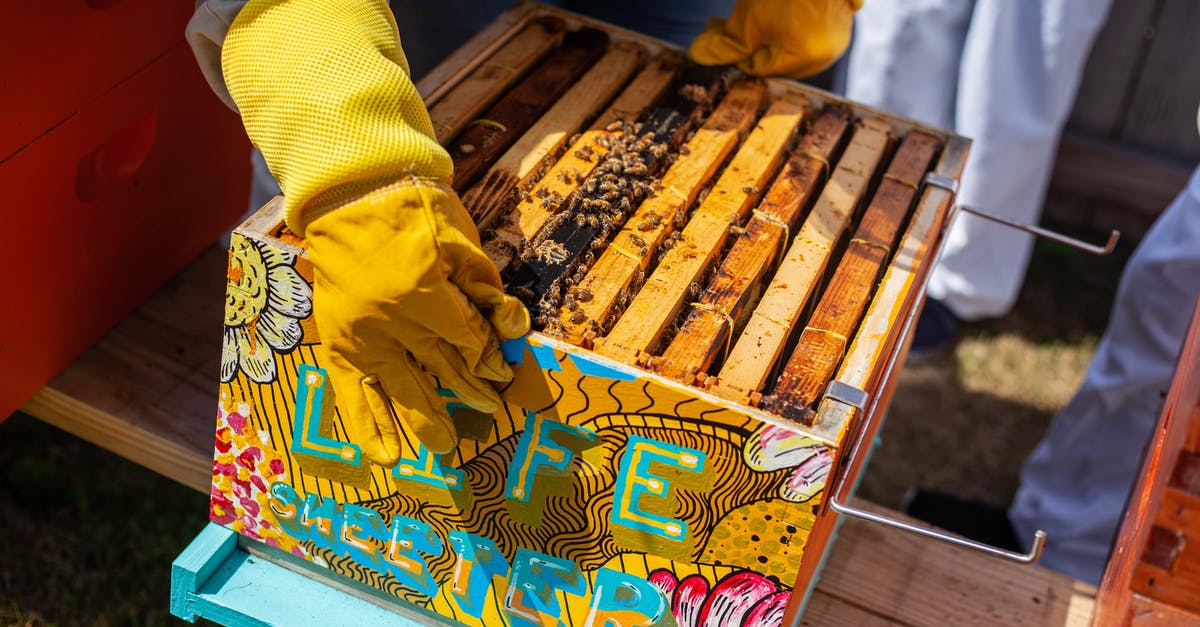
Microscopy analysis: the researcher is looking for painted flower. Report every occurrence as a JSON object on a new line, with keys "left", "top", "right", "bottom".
{"left": 221, "top": 233, "right": 312, "bottom": 383}
{"left": 744, "top": 423, "right": 832, "bottom": 503}
{"left": 210, "top": 396, "right": 307, "bottom": 558}
{"left": 648, "top": 569, "right": 791, "bottom": 627}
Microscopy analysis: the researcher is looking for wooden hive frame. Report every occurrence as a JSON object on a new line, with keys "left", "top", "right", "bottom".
{"left": 221, "top": 4, "right": 973, "bottom": 626}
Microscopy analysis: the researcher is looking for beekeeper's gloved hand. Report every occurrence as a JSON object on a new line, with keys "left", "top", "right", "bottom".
{"left": 689, "top": 0, "right": 861, "bottom": 78}
{"left": 222, "top": 0, "right": 529, "bottom": 463}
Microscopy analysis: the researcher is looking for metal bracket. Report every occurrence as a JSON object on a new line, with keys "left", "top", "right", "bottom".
{"left": 921, "top": 172, "right": 1120, "bottom": 256}
{"left": 828, "top": 495, "right": 1047, "bottom": 563}
{"left": 824, "top": 380, "right": 869, "bottom": 411}
{"left": 923, "top": 172, "right": 959, "bottom": 195}
{"left": 957, "top": 205, "right": 1120, "bottom": 256}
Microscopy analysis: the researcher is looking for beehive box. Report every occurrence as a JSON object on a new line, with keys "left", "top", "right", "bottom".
{"left": 210, "top": 4, "right": 968, "bottom": 625}
{"left": 1095, "top": 296, "right": 1200, "bottom": 625}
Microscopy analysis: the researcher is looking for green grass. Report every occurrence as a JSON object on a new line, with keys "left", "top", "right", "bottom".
{"left": 0, "top": 413, "right": 207, "bottom": 626}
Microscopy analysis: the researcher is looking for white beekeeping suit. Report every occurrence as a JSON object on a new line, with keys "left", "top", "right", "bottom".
{"left": 844, "top": 0, "right": 1112, "bottom": 320}
{"left": 1010, "top": 109, "right": 1200, "bottom": 584}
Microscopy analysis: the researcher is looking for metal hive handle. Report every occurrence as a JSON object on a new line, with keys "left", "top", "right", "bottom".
{"left": 822, "top": 376, "right": 1049, "bottom": 564}
{"left": 923, "top": 171, "right": 1120, "bottom": 256}
{"left": 957, "top": 204, "right": 1120, "bottom": 256}
{"left": 828, "top": 496, "right": 1047, "bottom": 563}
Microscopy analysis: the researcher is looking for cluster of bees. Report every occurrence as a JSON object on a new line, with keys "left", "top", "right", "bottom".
{"left": 511, "top": 116, "right": 682, "bottom": 332}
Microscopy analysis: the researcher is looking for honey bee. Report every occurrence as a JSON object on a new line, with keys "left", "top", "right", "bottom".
{"left": 629, "top": 234, "right": 647, "bottom": 248}
{"left": 742, "top": 185, "right": 760, "bottom": 195}
{"left": 570, "top": 311, "right": 588, "bottom": 324}
{"left": 575, "top": 287, "right": 593, "bottom": 302}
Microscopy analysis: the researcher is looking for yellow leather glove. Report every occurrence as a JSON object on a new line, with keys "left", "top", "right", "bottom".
{"left": 223, "top": 0, "right": 529, "bottom": 462}
{"left": 689, "top": 0, "right": 861, "bottom": 79}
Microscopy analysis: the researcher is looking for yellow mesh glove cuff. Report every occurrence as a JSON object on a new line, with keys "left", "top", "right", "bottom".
{"left": 222, "top": 0, "right": 453, "bottom": 235}
{"left": 689, "top": 0, "right": 860, "bottom": 79}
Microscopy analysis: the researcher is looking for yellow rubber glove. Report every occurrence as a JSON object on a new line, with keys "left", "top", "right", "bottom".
{"left": 689, "top": 0, "right": 861, "bottom": 79}
{"left": 222, "top": 0, "right": 529, "bottom": 462}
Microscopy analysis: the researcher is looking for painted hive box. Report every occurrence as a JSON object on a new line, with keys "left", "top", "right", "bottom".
{"left": 209, "top": 4, "right": 968, "bottom": 626}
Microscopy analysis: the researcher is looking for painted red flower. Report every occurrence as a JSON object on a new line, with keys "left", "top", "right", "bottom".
{"left": 648, "top": 569, "right": 790, "bottom": 627}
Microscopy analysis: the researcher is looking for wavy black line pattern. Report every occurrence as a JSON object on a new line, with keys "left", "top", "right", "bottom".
{"left": 565, "top": 373, "right": 591, "bottom": 421}
{"left": 606, "top": 379, "right": 624, "bottom": 415}
{"left": 673, "top": 395, "right": 700, "bottom": 419}
{"left": 540, "top": 368, "right": 567, "bottom": 414}
{"left": 632, "top": 379, "right": 656, "bottom": 415}
{"left": 307, "top": 542, "right": 429, "bottom": 605}
{"left": 366, "top": 419, "right": 790, "bottom": 591}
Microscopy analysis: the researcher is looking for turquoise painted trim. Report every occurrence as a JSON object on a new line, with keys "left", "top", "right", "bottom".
{"left": 171, "top": 523, "right": 457, "bottom": 626}
{"left": 171, "top": 523, "right": 238, "bottom": 622}
{"left": 500, "top": 337, "right": 528, "bottom": 364}
{"left": 529, "top": 342, "right": 561, "bottom": 371}
{"left": 566, "top": 353, "right": 636, "bottom": 381}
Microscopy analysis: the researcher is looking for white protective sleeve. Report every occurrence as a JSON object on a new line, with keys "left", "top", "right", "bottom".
{"left": 1010, "top": 165, "right": 1200, "bottom": 585}
{"left": 845, "top": 0, "right": 1112, "bottom": 320}
{"left": 187, "top": 0, "right": 250, "bottom": 111}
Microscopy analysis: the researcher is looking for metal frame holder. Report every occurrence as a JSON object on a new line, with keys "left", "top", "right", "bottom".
{"left": 811, "top": 168, "right": 1118, "bottom": 565}
{"left": 820, "top": 303, "right": 1048, "bottom": 563}
{"left": 923, "top": 172, "right": 1121, "bottom": 256}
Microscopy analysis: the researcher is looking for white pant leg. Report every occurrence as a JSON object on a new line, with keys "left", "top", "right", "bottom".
{"left": 929, "top": 0, "right": 1112, "bottom": 319}
{"left": 1010, "top": 167, "right": 1200, "bottom": 585}
{"left": 844, "top": 0, "right": 974, "bottom": 131}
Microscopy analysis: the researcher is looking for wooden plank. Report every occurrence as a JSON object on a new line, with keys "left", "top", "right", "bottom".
{"left": 1129, "top": 593, "right": 1200, "bottom": 624}
{"left": 798, "top": 592, "right": 897, "bottom": 626}
{"left": 462, "top": 40, "right": 647, "bottom": 226}
{"left": 1050, "top": 131, "right": 1193, "bottom": 221}
{"left": 1130, "top": 488, "right": 1200, "bottom": 612}
{"left": 1095, "top": 296, "right": 1200, "bottom": 625}
{"left": 763, "top": 131, "right": 941, "bottom": 425}
{"left": 1119, "top": 0, "right": 1200, "bottom": 161}
{"left": 553, "top": 81, "right": 768, "bottom": 344}
{"left": 1067, "top": 0, "right": 1158, "bottom": 136}
{"left": 593, "top": 92, "right": 810, "bottom": 365}
{"left": 425, "top": 15, "right": 566, "bottom": 144}
{"left": 449, "top": 28, "right": 609, "bottom": 194}
{"left": 815, "top": 501, "right": 1096, "bottom": 626}
{"left": 19, "top": 246, "right": 228, "bottom": 493}
{"left": 654, "top": 109, "right": 852, "bottom": 385}
{"left": 712, "top": 119, "right": 894, "bottom": 404}
{"left": 479, "top": 53, "right": 681, "bottom": 272}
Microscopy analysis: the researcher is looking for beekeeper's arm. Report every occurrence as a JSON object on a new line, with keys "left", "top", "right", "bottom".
{"left": 689, "top": 0, "right": 862, "bottom": 78}
{"left": 187, "top": 0, "right": 529, "bottom": 464}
